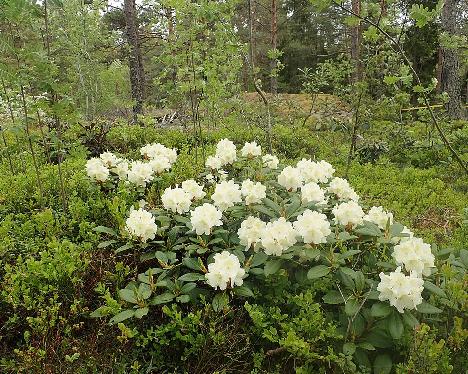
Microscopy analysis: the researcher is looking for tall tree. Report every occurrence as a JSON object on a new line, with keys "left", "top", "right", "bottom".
{"left": 350, "top": 0, "right": 362, "bottom": 81}
{"left": 270, "top": 0, "right": 278, "bottom": 93}
{"left": 124, "top": 0, "right": 145, "bottom": 122}
{"left": 440, "top": 0, "right": 464, "bottom": 119}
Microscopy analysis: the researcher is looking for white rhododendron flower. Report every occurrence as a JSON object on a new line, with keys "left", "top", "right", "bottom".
{"left": 127, "top": 161, "right": 154, "bottom": 187}
{"left": 364, "top": 206, "right": 394, "bottom": 230}
{"left": 296, "top": 159, "right": 335, "bottom": 183}
{"left": 125, "top": 208, "right": 158, "bottom": 242}
{"left": 260, "top": 217, "right": 298, "bottom": 256}
{"left": 140, "top": 143, "right": 177, "bottom": 164}
{"left": 301, "top": 182, "right": 327, "bottom": 206}
{"left": 112, "top": 160, "right": 129, "bottom": 180}
{"left": 262, "top": 154, "right": 279, "bottom": 169}
{"left": 241, "top": 179, "right": 267, "bottom": 205}
{"left": 277, "top": 166, "right": 303, "bottom": 191}
{"left": 215, "top": 138, "right": 237, "bottom": 165}
{"left": 86, "top": 158, "right": 109, "bottom": 182}
{"left": 190, "top": 203, "right": 223, "bottom": 235}
{"left": 100, "top": 152, "right": 120, "bottom": 168}
{"left": 149, "top": 156, "right": 171, "bottom": 174}
{"left": 205, "top": 251, "right": 245, "bottom": 290}
{"left": 205, "top": 155, "right": 222, "bottom": 170}
{"left": 161, "top": 187, "right": 192, "bottom": 214}
{"left": 377, "top": 267, "right": 424, "bottom": 313}
{"left": 181, "top": 179, "right": 206, "bottom": 200}
{"left": 241, "top": 141, "right": 261, "bottom": 157}
{"left": 393, "top": 237, "right": 435, "bottom": 277}
{"left": 328, "top": 177, "right": 359, "bottom": 201}
{"left": 293, "top": 210, "right": 331, "bottom": 244}
{"left": 332, "top": 200, "right": 365, "bottom": 227}
{"left": 237, "top": 216, "right": 266, "bottom": 250}
{"left": 211, "top": 180, "right": 242, "bottom": 211}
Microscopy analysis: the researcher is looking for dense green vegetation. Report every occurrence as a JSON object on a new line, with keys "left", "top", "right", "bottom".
{"left": 0, "top": 0, "right": 467, "bottom": 373}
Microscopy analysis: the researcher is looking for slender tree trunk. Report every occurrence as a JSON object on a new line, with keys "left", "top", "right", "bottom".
{"left": 248, "top": 0, "right": 256, "bottom": 74}
{"left": 440, "top": 0, "right": 464, "bottom": 119}
{"left": 270, "top": 0, "right": 278, "bottom": 94}
{"left": 350, "top": 0, "right": 363, "bottom": 82}
{"left": 124, "top": 0, "right": 145, "bottom": 123}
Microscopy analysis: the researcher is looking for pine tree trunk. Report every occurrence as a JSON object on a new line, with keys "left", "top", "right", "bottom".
{"left": 124, "top": 0, "right": 145, "bottom": 123}
{"left": 350, "top": 0, "right": 362, "bottom": 82}
{"left": 440, "top": 0, "right": 464, "bottom": 119}
{"left": 270, "top": 0, "right": 278, "bottom": 94}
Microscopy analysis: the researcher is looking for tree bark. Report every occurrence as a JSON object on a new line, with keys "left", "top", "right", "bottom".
{"left": 440, "top": 0, "right": 464, "bottom": 119}
{"left": 124, "top": 0, "right": 145, "bottom": 122}
{"left": 270, "top": 0, "right": 278, "bottom": 94}
{"left": 350, "top": 0, "right": 362, "bottom": 82}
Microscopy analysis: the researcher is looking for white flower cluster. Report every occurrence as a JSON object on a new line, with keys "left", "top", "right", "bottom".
{"left": 378, "top": 233, "right": 434, "bottom": 313}
{"left": 293, "top": 210, "right": 331, "bottom": 245}
{"left": 237, "top": 216, "right": 266, "bottom": 250}
{"left": 190, "top": 203, "right": 223, "bottom": 235}
{"left": 211, "top": 180, "right": 242, "bottom": 211}
{"left": 364, "top": 206, "right": 393, "bottom": 229}
{"left": 328, "top": 177, "right": 359, "bottom": 201}
{"left": 392, "top": 237, "right": 435, "bottom": 277}
{"left": 261, "top": 217, "right": 298, "bottom": 256}
{"left": 125, "top": 208, "right": 158, "bottom": 243}
{"left": 205, "top": 138, "right": 238, "bottom": 169}
{"left": 161, "top": 186, "right": 192, "bottom": 214}
{"left": 241, "top": 141, "right": 261, "bottom": 157}
{"left": 296, "top": 159, "right": 335, "bottom": 184}
{"left": 332, "top": 200, "right": 364, "bottom": 228}
{"left": 205, "top": 251, "right": 245, "bottom": 290}
{"left": 377, "top": 267, "right": 424, "bottom": 313}
{"left": 301, "top": 182, "right": 327, "bottom": 206}
{"left": 241, "top": 179, "right": 267, "bottom": 205}
{"left": 262, "top": 154, "right": 279, "bottom": 169}
{"left": 85, "top": 144, "right": 177, "bottom": 187}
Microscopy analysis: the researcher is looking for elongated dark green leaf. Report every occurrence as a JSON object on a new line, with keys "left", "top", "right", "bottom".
{"left": 373, "top": 354, "right": 392, "bottom": 374}
{"left": 264, "top": 259, "right": 282, "bottom": 276}
{"left": 134, "top": 307, "right": 149, "bottom": 319}
{"left": 388, "top": 312, "right": 403, "bottom": 339}
{"left": 110, "top": 309, "right": 135, "bottom": 324}
{"left": 322, "top": 290, "right": 345, "bottom": 304}
{"left": 371, "top": 302, "right": 393, "bottom": 318}
{"left": 178, "top": 273, "right": 205, "bottom": 282}
{"left": 251, "top": 252, "right": 268, "bottom": 267}
{"left": 416, "top": 301, "right": 442, "bottom": 314}
{"left": 150, "top": 292, "right": 175, "bottom": 305}
{"left": 98, "top": 240, "right": 117, "bottom": 249}
{"left": 119, "top": 289, "right": 137, "bottom": 304}
{"left": 115, "top": 243, "right": 133, "bottom": 254}
{"left": 212, "top": 293, "right": 228, "bottom": 312}
{"left": 307, "top": 265, "right": 330, "bottom": 279}
{"left": 93, "top": 226, "right": 117, "bottom": 236}
{"left": 424, "top": 281, "right": 446, "bottom": 297}
{"left": 233, "top": 285, "right": 254, "bottom": 297}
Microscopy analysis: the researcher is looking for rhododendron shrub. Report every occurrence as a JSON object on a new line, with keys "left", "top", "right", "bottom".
{"left": 88, "top": 139, "right": 443, "bottom": 371}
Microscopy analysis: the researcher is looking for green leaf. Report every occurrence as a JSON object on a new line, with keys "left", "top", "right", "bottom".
{"left": 416, "top": 301, "right": 442, "bottom": 314}
{"left": 119, "top": 289, "right": 137, "bottom": 304}
{"left": 233, "top": 285, "right": 254, "bottom": 297}
{"left": 93, "top": 226, "right": 117, "bottom": 236}
{"left": 402, "top": 311, "right": 419, "bottom": 328}
{"left": 355, "top": 223, "right": 381, "bottom": 237}
{"left": 262, "top": 197, "right": 281, "bottom": 213}
{"left": 323, "top": 290, "right": 345, "bottom": 304}
{"left": 177, "top": 294, "right": 190, "bottom": 303}
{"left": 178, "top": 273, "right": 205, "bottom": 282}
{"left": 250, "top": 252, "right": 268, "bottom": 267}
{"left": 264, "top": 259, "right": 282, "bottom": 276}
{"left": 182, "top": 257, "right": 202, "bottom": 271}
{"left": 134, "top": 307, "right": 149, "bottom": 319}
{"left": 252, "top": 205, "right": 276, "bottom": 218}
{"left": 345, "top": 298, "right": 360, "bottom": 316}
{"left": 98, "top": 240, "right": 117, "bottom": 249}
{"left": 388, "top": 312, "right": 404, "bottom": 339}
{"left": 358, "top": 342, "right": 375, "bottom": 351}
{"left": 150, "top": 292, "right": 175, "bottom": 305}
{"left": 343, "top": 342, "right": 356, "bottom": 355}
{"left": 138, "top": 283, "right": 152, "bottom": 300}
{"left": 307, "top": 265, "right": 330, "bottom": 279}
{"left": 110, "top": 309, "right": 135, "bottom": 324}
{"left": 371, "top": 302, "right": 392, "bottom": 318}
{"left": 424, "top": 281, "right": 446, "bottom": 297}
{"left": 115, "top": 243, "right": 133, "bottom": 254}
{"left": 373, "top": 354, "right": 392, "bottom": 374}
{"left": 212, "top": 293, "right": 229, "bottom": 312}
{"left": 180, "top": 282, "right": 196, "bottom": 294}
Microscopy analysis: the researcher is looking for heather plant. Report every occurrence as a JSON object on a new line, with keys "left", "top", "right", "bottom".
{"left": 87, "top": 138, "right": 448, "bottom": 372}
